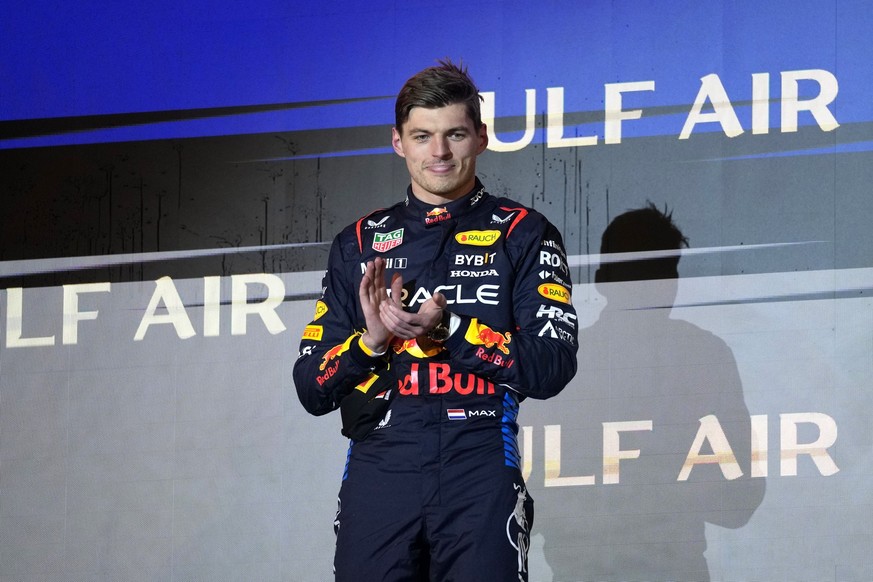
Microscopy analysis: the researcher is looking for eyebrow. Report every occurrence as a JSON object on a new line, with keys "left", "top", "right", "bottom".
{"left": 407, "top": 125, "right": 470, "bottom": 135}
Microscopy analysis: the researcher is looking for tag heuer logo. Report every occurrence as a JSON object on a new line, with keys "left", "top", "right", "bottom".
{"left": 373, "top": 228, "right": 405, "bottom": 252}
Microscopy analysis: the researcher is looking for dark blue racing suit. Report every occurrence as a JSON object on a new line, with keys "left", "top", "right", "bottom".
{"left": 293, "top": 180, "right": 578, "bottom": 581}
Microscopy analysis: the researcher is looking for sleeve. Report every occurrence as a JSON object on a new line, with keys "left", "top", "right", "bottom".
{"left": 292, "top": 235, "right": 389, "bottom": 416}
{"left": 442, "top": 217, "right": 578, "bottom": 400}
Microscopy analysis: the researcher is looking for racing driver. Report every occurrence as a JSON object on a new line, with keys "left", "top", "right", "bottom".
{"left": 293, "top": 59, "right": 578, "bottom": 581}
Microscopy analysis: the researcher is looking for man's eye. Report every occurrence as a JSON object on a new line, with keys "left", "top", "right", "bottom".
{"left": 449, "top": 132, "right": 466, "bottom": 140}
{"left": 413, "top": 134, "right": 429, "bottom": 142}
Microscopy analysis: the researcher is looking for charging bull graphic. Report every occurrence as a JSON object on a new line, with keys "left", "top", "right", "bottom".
{"left": 466, "top": 321, "right": 512, "bottom": 355}
{"left": 319, "top": 335, "right": 356, "bottom": 370}
{"left": 392, "top": 337, "right": 443, "bottom": 358}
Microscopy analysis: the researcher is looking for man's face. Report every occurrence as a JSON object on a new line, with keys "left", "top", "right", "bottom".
{"left": 392, "top": 103, "right": 488, "bottom": 204}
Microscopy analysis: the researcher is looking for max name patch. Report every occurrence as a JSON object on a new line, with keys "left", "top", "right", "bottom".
{"left": 455, "top": 230, "right": 501, "bottom": 246}
{"left": 538, "top": 283, "right": 572, "bottom": 304}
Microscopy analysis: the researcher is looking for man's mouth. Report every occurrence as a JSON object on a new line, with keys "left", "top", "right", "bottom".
{"left": 426, "top": 163, "right": 455, "bottom": 173}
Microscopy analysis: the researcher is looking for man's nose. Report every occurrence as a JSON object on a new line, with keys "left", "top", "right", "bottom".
{"left": 430, "top": 137, "right": 452, "bottom": 158}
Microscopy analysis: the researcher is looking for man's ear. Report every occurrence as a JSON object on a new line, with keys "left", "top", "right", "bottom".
{"left": 392, "top": 127, "right": 405, "bottom": 158}
{"left": 477, "top": 123, "right": 489, "bottom": 154}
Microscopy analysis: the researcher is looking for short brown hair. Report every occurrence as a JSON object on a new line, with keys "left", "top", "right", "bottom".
{"left": 394, "top": 59, "right": 483, "bottom": 133}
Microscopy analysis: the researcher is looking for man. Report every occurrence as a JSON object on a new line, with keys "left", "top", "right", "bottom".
{"left": 293, "top": 60, "right": 578, "bottom": 581}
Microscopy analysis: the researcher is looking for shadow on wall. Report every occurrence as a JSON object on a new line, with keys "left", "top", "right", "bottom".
{"left": 530, "top": 203, "right": 766, "bottom": 582}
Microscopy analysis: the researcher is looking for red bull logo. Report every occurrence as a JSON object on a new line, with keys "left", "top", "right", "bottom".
{"left": 319, "top": 335, "right": 355, "bottom": 370}
{"left": 397, "top": 363, "right": 496, "bottom": 396}
{"left": 392, "top": 338, "right": 418, "bottom": 354}
{"left": 392, "top": 337, "right": 442, "bottom": 358}
{"left": 319, "top": 344, "right": 345, "bottom": 371}
{"left": 425, "top": 206, "right": 451, "bottom": 225}
{"left": 465, "top": 322, "right": 512, "bottom": 355}
{"left": 475, "top": 347, "right": 514, "bottom": 368}
{"left": 316, "top": 361, "right": 339, "bottom": 386}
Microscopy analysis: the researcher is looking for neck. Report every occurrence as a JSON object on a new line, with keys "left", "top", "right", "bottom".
{"left": 410, "top": 180, "right": 476, "bottom": 206}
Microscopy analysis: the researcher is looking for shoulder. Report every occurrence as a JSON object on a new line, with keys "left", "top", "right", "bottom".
{"left": 335, "top": 201, "right": 407, "bottom": 258}
{"left": 483, "top": 197, "right": 570, "bottom": 276}
{"left": 488, "top": 196, "right": 554, "bottom": 241}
